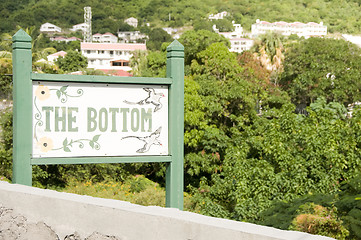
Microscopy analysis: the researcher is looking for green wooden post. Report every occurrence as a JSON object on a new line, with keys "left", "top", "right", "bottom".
{"left": 12, "top": 29, "right": 33, "bottom": 186}
{"left": 166, "top": 40, "right": 184, "bottom": 209}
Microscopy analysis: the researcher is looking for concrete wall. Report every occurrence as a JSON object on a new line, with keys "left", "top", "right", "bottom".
{"left": 0, "top": 181, "right": 334, "bottom": 240}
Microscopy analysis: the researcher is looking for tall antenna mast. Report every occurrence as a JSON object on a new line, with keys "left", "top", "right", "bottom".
{"left": 84, "top": 6, "right": 92, "bottom": 42}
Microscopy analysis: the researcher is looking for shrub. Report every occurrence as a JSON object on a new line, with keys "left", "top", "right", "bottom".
{"left": 289, "top": 203, "right": 349, "bottom": 239}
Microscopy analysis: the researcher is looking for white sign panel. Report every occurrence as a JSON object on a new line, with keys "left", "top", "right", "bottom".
{"left": 32, "top": 82, "right": 168, "bottom": 158}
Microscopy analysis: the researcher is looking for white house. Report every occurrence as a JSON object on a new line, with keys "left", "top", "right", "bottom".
{"left": 118, "top": 31, "right": 148, "bottom": 43}
{"left": 251, "top": 19, "right": 327, "bottom": 38}
{"left": 124, "top": 17, "right": 138, "bottom": 28}
{"left": 217, "top": 21, "right": 244, "bottom": 39}
{"left": 80, "top": 42, "right": 146, "bottom": 76}
{"left": 208, "top": 11, "right": 228, "bottom": 20}
{"left": 47, "top": 51, "right": 67, "bottom": 62}
{"left": 229, "top": 38, "right": 254, "bottom": 53}
{"left": 70, "top": 23, "right": 89, "bottom": 32}
{"left": 50, "top": 36, "right": 81, "bottom": 43}
{"left": 214, "top": 22, "right": 253, "bottom": 53}
{"left": 92, "top": 33, "right": 118, "bottom": 43}
{"left": 40, "top": 23, "right": 61, "bottom": 34}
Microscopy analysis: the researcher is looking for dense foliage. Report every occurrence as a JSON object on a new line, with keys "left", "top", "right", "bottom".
{"left": 280, "top": 37, "right": 361, "bottom": 107}
{"left": 3, "top": 0, "right": 361, "bottom": 36}
{"left": 55, "top": 50, "right": 88, "bottom": 73}
{"left": 126, "top": 30, "right": 361, "bottom": 239}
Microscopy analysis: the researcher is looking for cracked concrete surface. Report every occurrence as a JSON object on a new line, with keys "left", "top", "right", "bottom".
{"left": 0, "top": 206, "right": 122, "bottom": 240}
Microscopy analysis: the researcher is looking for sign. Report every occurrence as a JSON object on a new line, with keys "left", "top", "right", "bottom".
{"left": 33, "top": 82, "right": 168, "bottom": 158}
{"left": 13, "top": 29, "right": 184, "bottom": 209}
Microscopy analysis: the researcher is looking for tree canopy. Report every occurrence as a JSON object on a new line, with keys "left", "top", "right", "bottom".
{"left": 280, "top": 37, "right": 361, "bottom": 107}
{"left": 55, "top": 50, "right": 88, "bottom": 73}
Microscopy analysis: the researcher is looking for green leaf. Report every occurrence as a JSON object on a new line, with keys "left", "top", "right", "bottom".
{"left": 89, "top": 141, "right": 94, "bottom": 149}
{"left": 64, "top": 147, "right": 71, "bottom": 152}
{"left": 92, "top": 135, "right": 100, "bottom": 142}
{"left": 63, "top": 138, "right": 68, "bottom": 147}
{"left": 60, "top": 85, "right": 68, "bottom": 92}
{"left": 56, "top": 90, "right": 61, "bottom": 99}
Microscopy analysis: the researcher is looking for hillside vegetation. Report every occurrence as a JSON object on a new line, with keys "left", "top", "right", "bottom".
{"left": 2, "top": 0, "right": 361, "bottom": 34}
{"left": 2, "top": 1, "right": 361, "bottom": 239}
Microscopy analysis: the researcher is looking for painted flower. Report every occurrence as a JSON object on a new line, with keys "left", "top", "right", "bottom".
{"left": 38, "top": 137, "right": 53, "bottom": 152}
{"left": 35, "top": 85, "right": 50, "bottom": 101}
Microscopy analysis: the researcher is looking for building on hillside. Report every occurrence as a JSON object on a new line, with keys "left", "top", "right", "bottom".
{"left": 50, "top": 36, "right": 81, "bottom": 43}
{"left": 70, "top": 23, "right": 89, "bottom": 33}
{"left": 124, "top": 17, "right": 138, "bottom": 28}
{"left": 216, "top": 21, "right": 244, "bottom": 39}
{"left": 214, "top": 21, "right": 253, "bottom": 53}
{"left": 92, "top": 33, "right": 118, "bottom": 43}
{"left": 251, "top": 19, "right": 327, "bottom": 38}
{"left": 47, "top": 51, "right": 67, "bottom": 62}
{"left": 229, "top": 38, "right": 254, "bottom": 53}
{"left": 80, "top": 42, "right": 146, "bottom": 76}
{"left": 208, "top": 11, "right": 228, "bottom": 20}
{"left": 117, "top": 31, "right": 148, "bottom": 43}
{"left": 40, "top": 23, "right": 62, "bottom": 34}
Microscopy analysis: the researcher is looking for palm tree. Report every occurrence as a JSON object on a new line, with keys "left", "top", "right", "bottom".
{"left": 253, "top": 32, "right": 284, "bottom": 72}
{"left": 16, "top": 25, "right": 44, "bottom": 57}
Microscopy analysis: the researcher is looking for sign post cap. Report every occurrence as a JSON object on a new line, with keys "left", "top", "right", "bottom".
{"left": 12, "top": 29, "right": 32, "bottom": 42}
{"left": 167, "top": 40, "right": 184, "bottom": 52}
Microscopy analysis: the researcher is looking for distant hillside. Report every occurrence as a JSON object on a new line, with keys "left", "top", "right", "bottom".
{"left": 2, "top": 0, "right": 361, "bottom": 35}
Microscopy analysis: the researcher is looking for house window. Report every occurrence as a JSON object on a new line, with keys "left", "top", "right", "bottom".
{"left": 111, "top": 61, "right": 129, "bottom": 66}
{"left": 87, "top": 50, "right": 91, "bottom": 54}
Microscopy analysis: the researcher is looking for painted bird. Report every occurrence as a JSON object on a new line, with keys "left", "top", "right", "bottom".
{"left": 121, "top": 127, "right": 162, "bottom": 153}
{"left": 123, "top": 88, "right": 165, "bottom": 112}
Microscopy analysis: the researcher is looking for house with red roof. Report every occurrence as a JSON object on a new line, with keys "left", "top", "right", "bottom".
{"left": 47, "top": 51, "right": 67, "bottom": 62}
{"left": 251, "top": 19, "right": 327, "bottom": 38}
{"left": 80, "top": 42, "right": 147, "bottom": 76}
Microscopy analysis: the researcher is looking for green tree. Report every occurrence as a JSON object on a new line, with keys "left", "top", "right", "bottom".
{"left": 146, "top": 28, "right": 173, "bottom": 51}
{"left": 213, "top": 18, "right": 234, "bottom": 32}
{"left": 0, "top": 33, "right": 12, "bottom": 52}
{"left": 178, "top": 30, "right": 230, "bottom": 65}
{"left": 130, "top": 43, "right": 168, "bottom": 78}
{"left": 280, "top": 37, "right": 361, "bottom": 107}
{"left": 0, "top": 51, "right": 12, "bottom": 99}
{"left": 192, "top": 20, "right": 214, "bottom": 32}
{"left": 189, "top": 91, "right": 361, "bottom": 222}
{"left": 55, "top": 50, "right": 87, "bottom": 73}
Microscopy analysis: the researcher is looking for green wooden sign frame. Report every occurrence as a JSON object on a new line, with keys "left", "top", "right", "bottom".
{"left": 12, "top": 29, "right": 184, "bottom": 209}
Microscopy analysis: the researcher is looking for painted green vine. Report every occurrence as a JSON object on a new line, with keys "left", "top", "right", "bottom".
{"left": 53, "top": 135, "right": 101, "bottom": 152}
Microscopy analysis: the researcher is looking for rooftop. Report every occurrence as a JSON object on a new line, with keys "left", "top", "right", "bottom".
{"left": 81, "top": 42, "right": 146, "bottom": 51}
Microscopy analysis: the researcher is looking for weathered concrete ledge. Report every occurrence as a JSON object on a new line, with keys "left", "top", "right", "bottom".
{"left": 0, "top": 181, "right": 334, "bottom": 240}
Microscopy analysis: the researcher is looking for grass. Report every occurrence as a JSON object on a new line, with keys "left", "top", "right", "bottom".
{"left": 61, "top": 175, "right": 197, "bottom": 211}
